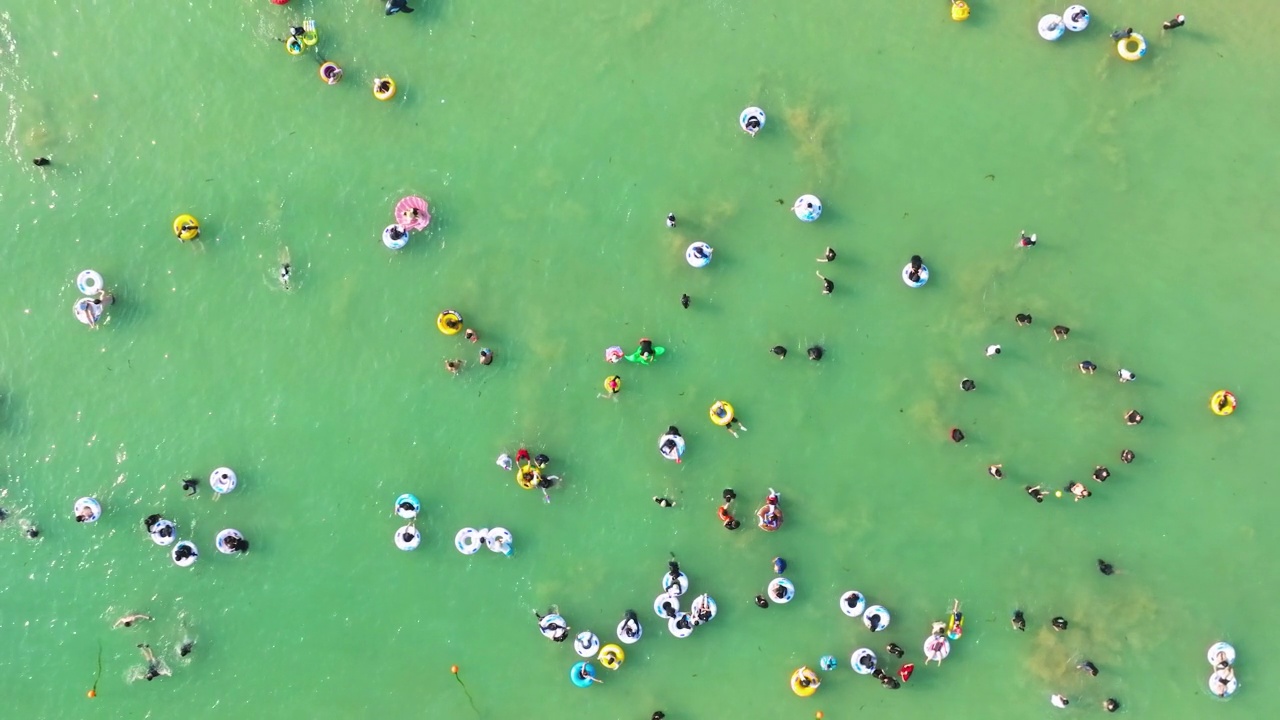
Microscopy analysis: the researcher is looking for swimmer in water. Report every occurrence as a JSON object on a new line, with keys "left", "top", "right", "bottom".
{"left": 653, "top": 713, "right": 666, "bottom": 720}
{"left": 865, "top": 612, "right": 885, "bottom": 632}
{"left": 1117, "top": 368, "right": 1136, "bottom": 383}
{"left": 950, "top": 428, "right": 965, "bottom": 443}
{"left": 375, "top": 78, "right": 393, "bottom": 95}
{"left": 279, "top": 263, "right": 291, "bottom": 289}
{"left": 1079, "top": 360, "right": 1097, "bottom": 374}
{"left": 1053, "top": 325, "right": 1070, "bottom": 340}
{"left": 1120, "top": 449, "right": 1135, "bottom": 464}
{"left": 137, "top": 644, "right": 170, "bottom": 681}
{"left": 886, "top": 643, "right": 904, "bottom": 658}
{"left": 807, "top": 346, "right": 824, "bottom": 361}
{"left": 444, "top": 359, "right": 463, "bottom": 375}
{"left": 1110, "top": 27, "right": 1134, "bottom": 40}
{"left": 1015, "top": 313, "right": 1033, "bottom": 326}
{"left": 620, "top": 610, "right": 640, "bottom": 638}
{"left": 33, "top": 157, "right": 51, "bottom": 167}
{"left": 496, "top": 453, "right": 514, "bottom": 471}
{"left": 909, "top": 255, "right": 923, "bottom": 272}
{"left": 479, "top": 348, "right": 493, "bottom": 365}
{"left": 1093, "top": 466, "right": 1110, "bottom": 482}
{"left": 464, "top": 329, "right": 478, "bottom": 343}
{"left": 1017, "top": 230, "right": 1037, "bottom": 248}
{"left": 638, "top": 338, "right": 656, "bottom": 363}
{"left": 988, "top": 464, "right": 1003, "bottom": 479}
{"left": 1051, "top": 694, "right": 1069, "bottom": 708}
{"left": 817, "top": 247, "right": 836, "bottom": 262}
{"left": 181, "top": 477, "right": 199, "bottom": 496}
{"left": 680, "top": 293, "right": 690, "bottom": 309}
{"left": 600, "top": 375, "right": 621, "bottom": 398}
{"left": 534, "top": 609, "right": 569, "bottom": 641}
{"left": 1123, "top": 409, "right": 1143, "bottom": 425}
{"left": 1067, "top": 481, "right": 1091, "bottom": 501}
{"left": 666, "top": 213, "right": 676, "bottom": 228}
{"left": 1052, "top": 616, "right": 1068, "bottom": 631}
{"left": 754, "top": 595, "right": 769, "bottom": 608}
{"left": 1011, "top": 609, "right": 1026, "bottom": 631}
{"left": 986, "top": 344, "right": 1002, "bottom": 357}
{"left": 1078, "top": 660, "right": 1098, "bottom": 676}
{"left": 711, "top": 401, "right": 747, "bottom": 438}
{"left": 718, "top": 502, "right": 739, "bottom": 530}
{"left": 114, "top": 613, "right": 152, "bottom": 629}
{"left": 1097, "top": 559, "right": 1115, "bottom": 575}
{"left": 961, "top": 378, "right": 976, "bottom": 392}
{"left": 385, "top": 0, "right": 415, "bottom": 15}
{"left": 1163, "top": 14, "right": 1186, "bottom": 30}
{"left": 816, "top": 271, "right": 834, "bottom": 294}
{"left": 1025, "top": 485, "right": 1048, "bottom": 503}
{"left": 653, "top": 497, "right": 675, "bottom": 508}
{"left": 27, "top": 525, "right": 39, "bottom": 538}
{"left": 178, "top": 640, "right": 195, "bottom": 657}
{"left": 771, "top": 345, "right": 787, "bottom": 359}
{"left": 225, "top": 535, "right": 250, "bottom": 553}
{"left": 1104, "top": 698, "right": 1119, "bottom": 712}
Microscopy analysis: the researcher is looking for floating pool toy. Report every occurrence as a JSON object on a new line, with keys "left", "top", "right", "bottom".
{"left": 394, "top": 525, "right": 421, "bottom": 551}
{"left": 709, "top": 401, "right": 734, "bottom": 427}
{"left": 790, "top": 666, "right": 820, "bottom": 697}
{"left": 514, "top": 465, "right": 540, "bottom": 490}
{"left": 485, "top": 527, "right": 513, "bottom": 556}
{"left": 653, "top": 591, "right": 680, "bottom": 620}
{"left": 1210, "top": 390, "right": 1236, "bottom": 416}
{"left": 1209, "top": 669, "right": 1238, "bottom": 698}
{"left": 902, "top": 263, "right": 929, "bottom": 288}
{"left": 851, "top": 648, "right": 877, "bottom": 675}
{"left": 839, "top": 590, "right": 866, "bottom": 618}
{"left": 863, "top": 605, "right": 890, "bottom": 631}
{"left": 1118, "top": 33, "right": 1146, "bottom": 61}
{"left": 319, "top": 61, "right": 343, "bottom": 85}
{"left": 667, "top": 612, "right": 694, "bottom": 638}
{"left": 948, "top": 610, "right": 964, "bottom": 640}
{"left": 76, "top": 270, "right": 103, "bottom": 296}
{"left": 625, "top": 342, "right": 665, "bottom": 365}
{"left": 173, "top": 214, "right": 200, "bottom": 241}
{"left": 617, "top": 613, "right": 643, "bottom": 644}
{"left": 455, "top": 527, "right": 483, "bottom": 554}
{"left": 598, "top": 644, "right": 625, "bottom": 670}
{"left": 574, "top": 631, "right": 600, "bottom": 658}
{"left": 73, "top": 298, "right": 103, "bottom": 327}
{"left": 951, "top": 1, "right": 970, "bottom": 21}
{"left": 382, "top": 224, "right": 409, "bottom": 250}
{"left": 1038, "top": 14, "right": 1065, "bottom": 40}
{"left": 686, "top": 242, "right": 713, "bottom": 268}
{"left": 768, "top": 577, "right": 796, "bottom": 604}
{"left": 739, "top": 106, "right": 765, "bottom": 136}
{"left": 171, "top": 540, "right": 199, "bottom": 567}
{"left": 604, "top": 346, "right": 624, "bottom": 363}
{"left": 395, "top": 196, "right": 431, "bottom": 231}
{"left": 436, "top": 310, "right": 463, "bottom": 335}
{"left": 215, "top": 528, "right": 245, "bottom": 554}
{"left": 148, "top": 518, "right": 177, "bottom": 546}
{"left": 373, "top": 77, "right": 397, "bottom": 101}
{"left": 301, "top": 19, "right": 318, "bottom": 46}
{"left": 1208, "top": 642, "right": 1236, "bottom": 667}
{"left": 395, "top": 493, "right": 421, "bottom": 519}
{"left": 538, "top": 613, "right": 567, "bottom": 640}
{"left": 602, "top": 375, "right": 621, "bottom": 394}
{"left": 210, "top": 467, "right": 237, "bottom": 495}
{"left": 1063, "top": 5, "right": 1089, "bottom": 31}
{"left": 793, "top": 194, "right": 822, "bottom": 222}
{"left": 74, "top": 497, "right": 102, "bottom": 523}
{"left": 924, "top": 634, "right": 951, "bottom": 662}
{"left": 899, "top": 662, "right": 915, "bottom": 682}
{"left": 570, "top": 662, "right": 596, "bottom": 688}
{"left": 662, "top": 571, "right": 689, "bottom": 596}
{"left": 658, "top": 432, "right": 685, "bottom": 463}
{"left": 690, "top": 593, "right": 717, "bottom": 624}
{"left": 819, "top": 655, "right": 838, "bottom": 671}
{"left": 285, "top": 36, "right": 304, "bottom": 55}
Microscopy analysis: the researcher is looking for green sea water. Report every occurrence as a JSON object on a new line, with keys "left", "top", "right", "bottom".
{"left": 3, "top": 1, "right": 1279, "bottom": 718}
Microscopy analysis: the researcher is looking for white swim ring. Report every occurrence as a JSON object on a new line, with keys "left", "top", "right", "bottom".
{"left": 690, "top": 593, "right": 717, "bottom": 624}
{"left": 148, "top": 519, "right": 177, "bottom": 546}
{"left": 485, "top": 527, "right": 513, "bottom": 556}
{"left": 768, "top": 577, "right": 796, "bottom": 604}
{"left": 924, "top": 634, "right": 951, "bottom": 661}
{"left": 574, "top": 631, "right": 601, "bottom": 658}
{"left": 863, "top": 605, "right": 890, "bottom": 631}
{"left": 73, "top": 298, "right": 103, "bottom": 326}
{"left": 685, "top": 242, "right": 713, "bottom": 268}
{"left": 382, "top": 224, "right": 409, "bottom": 250}
{"left": 1063, "top": 5, "right": 1089, "bottom": 31}
{"left": 653, "top": 591, "right": 680, "bottom": 620}
{"left": 171, "top": 540, "right": 199, "bottom": 567}
{"left": 658, "top": 433, "right": 685, "bottom": 462}
{"left": 851, "top": 648, "right": 877, "bottom": 675}
{"left": 1208, "top": 642, "right": 1236, "bottom": 667}
{"left": 539, "top": 613, "right": 567, "bottom": 640}
{"left": 839, "top": 590, "right": 867, "bottom": 618}
{"left": 215, "top": 528, "right": 245, "bottom": 554}
{"left": 793, "top": 195, "right": 822, "bottom": 222}
{"left": 902, "top": 263, "right": 929, "bottom": 287}
{"left": 739, "top": 106, "right": 765, "bottom": 136}
{"left": 1209, "top": 669, "right": 1238, "bottom": 698}
{"left": 394, "top": 525, "right": 421, "bottom": 551}
{"left": 76, "top": 270, "right": 104, "bottom": 296}
{"left": 74, "top": 497, "right": 102, "bottom": 523}
{"left": 1039, "top": 14, "right": 1065, "bottom": 40}
{"left": 617, "top": 615, "right": 643, "bottom": 644}
{"left": 667, "top": 612, "right": 694, "bottom": 638}
{"left": 209, "top": 467, "right": 237, "bottom": 495}
{"left": 454, "top": 527, "right": 483, "bottom": 555}
{"left": 662, "top": 571, "right": 689, "bottom": 596}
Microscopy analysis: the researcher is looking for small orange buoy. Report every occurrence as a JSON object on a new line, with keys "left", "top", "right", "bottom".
{"left": 451, "top": 665, "right": 459, "bottom": 674}
{"left": 87, "top": 689, "right": 96, "bottom": 698}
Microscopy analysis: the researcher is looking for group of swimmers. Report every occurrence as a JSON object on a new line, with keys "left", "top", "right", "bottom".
{"left": 110, "top": 613, "right": 195, "bottom": 684}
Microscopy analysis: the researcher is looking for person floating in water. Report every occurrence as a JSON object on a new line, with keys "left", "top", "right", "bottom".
{"left": 653, "top": 496, "right": 675, "bottom": 508}
{"left": 771, "top": 345, "right": 787, "bottom": 359}
{"left": 444, "top": 359, "right": 463, "bottom": 375}
{"left": 479, "top": 348, "right": 494, "bottom": 366}
{"left": 534, "top": 609, "right": 569, "bottom": 642}
{"left": 743, "top": 114, "right": 762, "bottom": 135}
{"left": 986, "top": 344, "right": 1001, "bottom": 357}
{"left": 1011, "top": 609, "right": 1026, "bottom": 631}
{"left": 279, "top": 263, "right": 291, "bottom": 290}
{"left": 1025, "top": 485, "right": 1048, "bottom": 503}
{"left": 1123, "top": 409, "right": 1143, "bottom": 425}
{"left": 1015, "top": 313, "right": 1033, "bottom": 325}
{"left": 710, "top": 401, "right": 747, "bottom": 438}
{"left": 961, "top": 378, "right": 976, "bottom": 392}
{"left": 680, "top": 294, "right": 690, "bottom": 309}
{"left": 137, "top": 644, "right": 171, "bottom": 681}
{"left": 718, "top": 498, "right": 739, "bottom": 530}
{"left": 1097, "top": 559, "right": 1115, "bottom": 575}
{"left": 1163, "top": 14, "right": 1186, "bottom": 30}
{"left": 1092, "top": 466, "right": 1110, "bottom": 482}
{"left": 807, "top": 345, "right": 824, "bottom": 361}
{"left": 817, "top": 247, "right": 836, "bottom": 262}
{"left": 666, "top": 213, "right": 676, "bottom": 228}
{"left": 988, "top": 464, "right": 1003, "bottom": 479}
{"left": 114, "top": 613, "right": 152, "bottom": 629}
{"left": 1017, "top": 230, "right": 1037, "bottom": 248}
{"left": 33, "top": 157, "right": 51, "bottom": 167}
{"left": 1110, "top": 27, "right": 1134, "bottom": 40}
{"left": 1079, "top": 360, "right": 1097, "bottom": 374}
{"left": 816, "top": 271, "right": 834, "bottom": 295}
{"left": 1052, "top": 325, "right": 1070, "bottom": 340}
{"left": 385, "top": 0, "right": 415, "bottom": 15}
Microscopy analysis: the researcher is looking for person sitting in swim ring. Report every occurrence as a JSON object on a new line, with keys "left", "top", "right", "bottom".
{"left": 665, "top": 558, "right": 682, "bottom": 587}
{"left": 442, "top": 314, "right": 463, "bottom": 334}
{"left": 321, "top": 62, "right": 343, "bottom": 85}
{"left": 744, "top": 115, "right": 762, "bottom": 135}
{"left": 173, "top": 543, "right": 197, "bottom": 563}
{"left": 656, "top": 596, "right": 678, "bottom": 619}
{"left": 75, "top": 504, "right": 97, "bottom": 523}
{"left": 659, "top": 427, "right": 682, "bottom": 456}
{"left": 757, "top": 489, "right": 783, "bottom": 531}
{"left": 375, "top": 78, "right": 394, "bottom": 96}
{"left": 223, "top": 534, "right": 250, "bottom": 553}
{"left": 638, "top": 338, "right": 655, "bottom": 363}
{"left": 906, "top": 255, "right": 924, "bottom": 284}
{"left": 620, "top": 611, "right": 641, "bottom": 639}
{"left": 770, "top": 583, "right": 789, "bottom": 602}
{"left": 144, "top": 514, "right": 174, "bottom": 540}
{"left": 710, "top": 401, "right": 747, "bottom": 437}
{"left": 535, "top": 610, "right": 569, "bottom": 642}
{"left": 534, "top": 453, "right": 551, "bottom": 469}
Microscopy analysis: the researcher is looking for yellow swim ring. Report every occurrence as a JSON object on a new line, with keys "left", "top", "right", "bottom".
{"left": 709, "top": 401, "right": 734, "bottom": 427}
{"left": 173, "top": 214, "right": 200, "bottom": 241}
{"left": 1117, "top": 33, "right": 1146, "bottom": 61}
{"left": 301, "top": 20, "right": 319, "bottom": 47}
{"left": 373, "top": 77, "right": 397, "bottom": 101}
{"left": 1210, "top": 390, "right": 1237, "bottom": 417}
{"left": 603, "top": 375, "right": 621, "bottom": 394}
{"left": 951, "top": 1, "right": 970, "bottom": 21}
{"left": 598, "top": 644, "right": 625, "bottom": 670}
{"left": 516, "top": 465, "right": 538, "bottom": 490}
{"left": 436, "top": 310, "right": 463, "bottom": 335}
{"left": 790, "top": 666, "right": 820, "bottom": 697}
{"left": 285, "top": 37, "right": 304, "bottom": 56}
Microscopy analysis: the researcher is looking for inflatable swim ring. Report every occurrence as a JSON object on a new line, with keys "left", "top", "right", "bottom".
{"left": 301, "top": 19, "right": 318, "bottom": 46}
{"left": 74, "top": 497, "right": 102, "bottom": 523}
{"left": 767, "top": 577, "right": 796, "bottom": 604}
{"left": 863, "top": 605, "right": 890, "bottom": 631}
{"left": 1210, "top": 391, "right": 1237, "bottom": 417}
{"left": 820, "top": 655, "right": 838, "bottom": 671}
{"left": 604, "top": 346, "right": 625, "bottom": 363}
{"left": 790, "top": 666, "right": 820, "bottom": 697}
{"left": 658, "top": 433, "right": 685, "bottom": 463}
{"left": 923, "top": 634, "right": 951, "bottom": 662}
{"left": 1038, "top": 14, "right": 1065, "bottom": 41}
{"left": 625, "top": 343, "right": 666, "bottom": 365}
{"left": 395, "top": 196, "right": 431, "bottom": 231}
{"left": 951, "top": 1, "right": 970, "bottom": 22}
{"left": 215, "top": 528, "right": 245, "bottom": 554}
{"left": 1209, "top": 669, "right": 1238, "bottom": 698}
{"left": 394, "top": 525, "right": 421, "bottom": 551}
{"left": 793, "top": 195, "right": 822, "bottom": 222}
{"left": 382, "top": 224, "right": 409, "bottom": 250}
{"left": 1063, "top": 5, "right": 1089, "bottom": 31}
{"left": 574, "top": 631, "right": 601, "bottom": 658}
{"left": 739, "top": 106, "right": 765, "bottom": 136}
{"left": 902, "top": 263, "right": 929, "bottom": 288}
{"left": 570, "top": 662, "right": 596, "bottom": 688}
{"left": 395, "top": 493, "right": 421, "bottom": 519}
{"left": 73, "top": 298, "right": 103, "bottom": 327}
{"left": 319, "top": 61, "right": 343, "bottom": 85}
{"left": 598, "top": 644, "right": 625, "bottom": 670}
{"left": 171, "top": 540, "right": 199, "bottom": 567}
{"left": 148, "top": 518, "right": 177, "bottom": 546}
{"left": 454, "top": 527, "right": 483, "bottom": 555}
{"left": 76, "top": 270, "right": 104, "bottom": 297}
{"left": 662, "top": 571, "right": 689, "bottom": 596}
{"left": 757, "top": 503, "right": 782, "bottom": 532}
{"left": 602, "top": 375, "right": 621, "bottom": 394}
{"left": 653, "top": 591, "right": 680, "bottom": 620}
{"left": 1118, "top": 33, "right": 1146, "bottom": 61}
{"left": 485, "top": 527, "right": 513, "bottom": 556}
{"left": 685, "top": 242, "right": 713, "bottom": 268}
{"left": 173, "top": 214, "right": 200, "bottom": 241}
{"left": 1208, "top": 642, "right": 1236, "bottom": 667}
{"left": 667, "top": 612, "right": 694, "bottom": 638}
{"left": 851, "top": 648, "right": 877, "bottom": 675}
{"left": 515, "top": 465, "right": 539, "bottom": 490}
{"left": 709, "top": 401, "right": 734, "bottom": 427}
{"left": 436, "top": 310, "right": 463, "bottom": 335}
{"left": 839, "top": 590, "right": 867, "bottom": 618}
{"left": 285, "top": 36, "right": 304, "bottom": 55}
{"left": 690, "top": 593, "right": 717, "bottom": 624}
{"left": 617, "top": 614, "right": 643, "bottom": 644}
{"left": 209, "top": 467, "right": 238, "bottom": 495}
{"left": 373, "top": 77, "right": 397, "bottom": 101}
{"left": 539, "top": 613, "right": 567, "bottom": 640}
